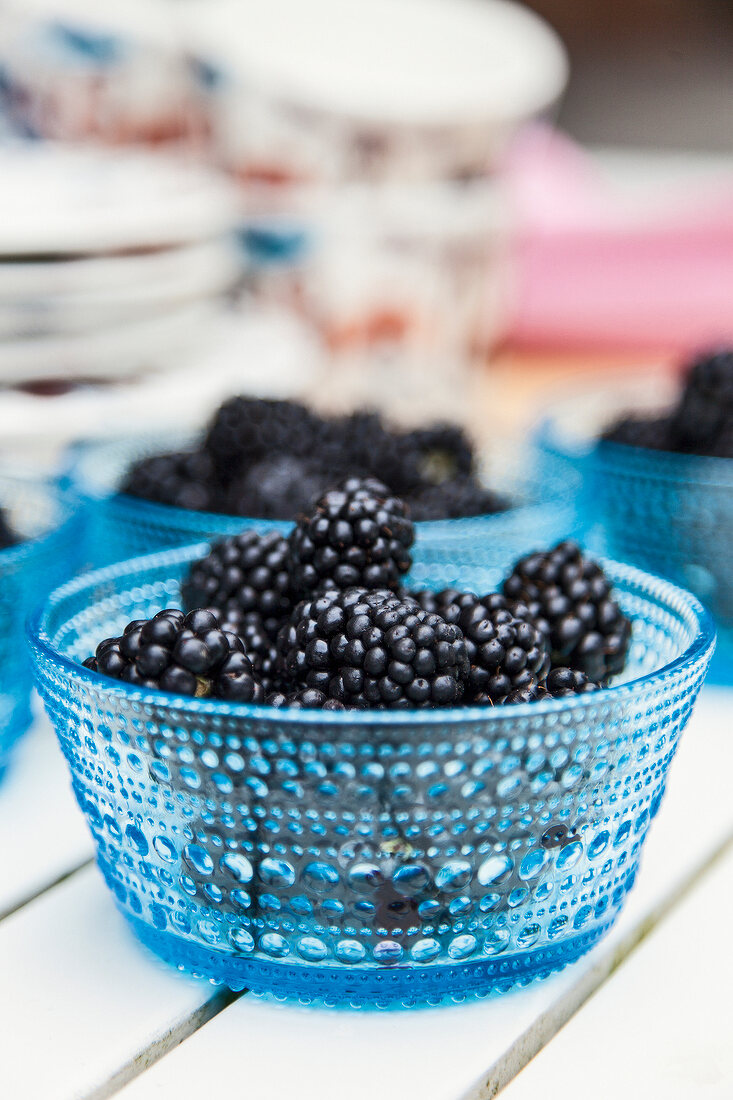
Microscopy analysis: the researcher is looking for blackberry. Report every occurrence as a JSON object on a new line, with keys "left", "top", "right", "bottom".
{"left": 601, "top": 415, "right": 674, "bottom": 452}
{"left": 544, "top": 666, "right": 601, "bottom": 696}
{"left": 707, "top": 415, "right": 733, "bottom": 459}
{"left": 506, "top": 667, "right": 600, "bottom": 703}
{"left": 670, "top": 348, "right": 733, "bottom": 454}
{"left": 204, "top": 606, "right": 279, "bottom": 690}
{"left": 318, "top": 413, "right": 477, "bottom": 497}
{"left": 224, "top": 454, "right": 330, "bottom": 520}
{"left": 0, "top": 507, "right": 17, "bottom": 550}
{"left": 452, "top": 596, "right": 550, "bottom": 704}
{"left": 181, "top": 530, "right": 294, "bottom": 639}
{"left": 278, "top": 588, "right": 468, "bottom": 708}
{"left": 401, "top": 422, "right": 474, "bottom": 484}
{"left": 503, "top": 541, "right": 632, "bottom": 683}
{"left": 265, "top": 687, "right": 346, "bottom": 710}
{"left": 326, "top": 411, "right": 404, "bottom": 488}
{"left": 288, "top": 477, "right": 414, "bottom": 595}
{"left": 120, "top": 450, "right": 220, "bottom": 513}
{"left": 406, "top": 477, "right": 508, "bottom": 521}
{"left": 83, "top": 608, "right": 264, "bottom": 702}
{"left": 203, "top": 397, "right": 320, "bottom": 484}
{"left": 409, "top": 589, "right": 535, "bottom": 628}
{"left": 408, "top": 587, "right": 470, "bottom": 617}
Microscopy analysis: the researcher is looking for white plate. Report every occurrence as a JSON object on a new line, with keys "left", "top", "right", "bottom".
{"left": 0, "top": 301, "right": 220, "bottom": 383}
{"left": 0, "top": 143, "right": 239, "bottom": 256}
{"left": 0, "top": 239, "right": 239, "bottom": 301}
{"left": 0, "top": 242, "right": 240, "bottom": 338}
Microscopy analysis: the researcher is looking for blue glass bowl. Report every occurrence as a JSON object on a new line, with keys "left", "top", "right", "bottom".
{"left": 28, "top": 542, "right": 714, "bottom": 1005}
{"left": 62, "top": 431, "right": 582, "bottom": 569}
{"left": 536, "top": 413, "right": 733, "bottom": 679}
{"left": 0, "top": 475, "right": 81, "bottom": 774}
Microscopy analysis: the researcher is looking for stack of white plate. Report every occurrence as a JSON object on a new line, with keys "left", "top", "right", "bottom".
{"left": 0, "top": 304, "right": 321, "bottom": 466}
{"left": 0, "top": 142, "right": 241, "bottom": 386}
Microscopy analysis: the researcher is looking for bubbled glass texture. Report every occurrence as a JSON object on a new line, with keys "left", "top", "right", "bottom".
{"left": 590, "top": 443, "right": 733, "bottom": 676}
{"left": 63, "top": 432, "right": 581, "bottom": 569}
{"left": 0, "top": 476, "right": 81, "bottom": 772}
{"left": 29, "top": 544, "right": 714, "bottom": 1005}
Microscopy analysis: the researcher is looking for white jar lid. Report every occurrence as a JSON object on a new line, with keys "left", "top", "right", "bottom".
{"left": 187, "top": 0, "right": 567, "bottom": 129}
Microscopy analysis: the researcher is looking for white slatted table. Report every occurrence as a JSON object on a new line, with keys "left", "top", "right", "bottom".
{"left": 1, "top": 685, "right": 731, "bottom": 1100}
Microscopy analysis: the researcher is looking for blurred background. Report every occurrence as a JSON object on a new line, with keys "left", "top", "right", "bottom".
{"left": 1, "top": 0, "right": 732, "bottom": 461}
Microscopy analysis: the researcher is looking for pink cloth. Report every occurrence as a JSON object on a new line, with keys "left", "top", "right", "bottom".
{"left": 504, "top": 126, "right": 733, "bottom": 352}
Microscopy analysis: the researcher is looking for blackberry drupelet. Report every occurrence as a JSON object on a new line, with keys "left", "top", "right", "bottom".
{"left": 203, "top": 397, "right": 320, "bottom": 484}
{"left": 670, "top": 348, "right": 733, "bottom": 454}
{"left": 278, "top": 587, "right": 468, "bottom": 708}
{"left": 181, "top": 530, "right": 294, "bottom": 639}
{"left": 120, "top": 450, "right": 221, "bottom": 513}
{"left": 506, "top": 667, "right": 600, "bottom": 703}
{"left": 288, "top": 477, "right": 414, "bottom": 595}
{"left": 265, "top": 687, "right": 346, "bottom": 710}
{"left": 503, "top": 540, "right": 631, "bottom": 683}
{"left": 83, "top": 608, "right": 264, "bottom": 702}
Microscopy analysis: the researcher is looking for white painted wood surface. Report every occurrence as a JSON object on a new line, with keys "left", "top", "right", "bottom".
{"left": 502, "top": 847, "right": 733, "bottom": 1100}
{"left": 0, "top": 707, "right": 92, "bottom": 919}
{"left": 0, "top": 687, "right": 730, "bottom": 1100}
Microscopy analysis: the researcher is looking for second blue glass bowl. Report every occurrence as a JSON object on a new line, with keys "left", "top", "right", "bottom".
{"left": 0, "top": 474, "right": 81, "bottom": 773}
{"left": 29, "top": 542, "right": 714, "bottom": 1005}
{"left": 537, "top": 412, "right": 733, "bottom": 678}
{"left": 62, "top": 431, "right": 582, "bottom": 569}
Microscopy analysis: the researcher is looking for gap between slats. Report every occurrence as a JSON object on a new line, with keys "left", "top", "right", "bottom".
{"left": 0, "top": 856, "right": 93, "bottom": 924}
{"left": 83, "top": 987, "right": 242, "bottom": 1100}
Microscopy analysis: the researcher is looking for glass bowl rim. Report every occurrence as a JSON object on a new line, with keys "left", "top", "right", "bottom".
{"left": 537, "top": 415, "right": 733, "bottom": 488}
{"left": 27, "top": 541, "right": 717, "bottom": 727}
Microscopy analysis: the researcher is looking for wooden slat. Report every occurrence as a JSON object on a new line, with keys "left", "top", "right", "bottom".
{"left": 0, "top": 708, "right": 93, "bottom": 920}
{"left": 501, "top": 844, "right": 733, "bottom": 1100}
{"left": 115, "top": 686, "right": 733, "bottom": 1100}
{"left": 0, "top": 865, "right": 225, "bottom": 1100}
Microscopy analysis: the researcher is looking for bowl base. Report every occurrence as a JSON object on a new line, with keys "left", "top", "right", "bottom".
{"left": 128, "top": 913, "right": 615, "bottom": 1007}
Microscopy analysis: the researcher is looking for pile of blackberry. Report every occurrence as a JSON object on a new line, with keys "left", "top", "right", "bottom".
{"left": 602, "top": 347, "right": 733, "bottom": 458}
{"left": 84, "top": 474, "right": 631, "bottom": 710}
{"left": 121, "top": 396, "right": 508, "bottom": 521}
